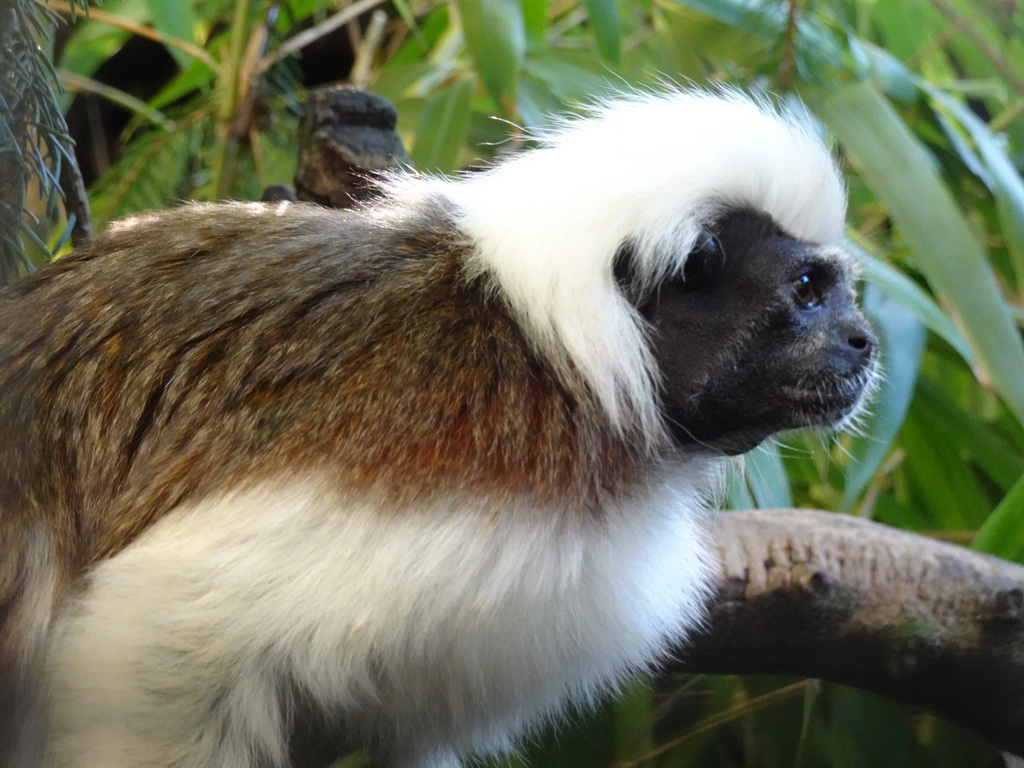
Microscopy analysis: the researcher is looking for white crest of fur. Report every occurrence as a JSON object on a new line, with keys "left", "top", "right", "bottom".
{"left": 44, "top": 471, "right": 715, "bottom": 767}
{"left": 394, "top": 90, "right": 847, "bottom": 439}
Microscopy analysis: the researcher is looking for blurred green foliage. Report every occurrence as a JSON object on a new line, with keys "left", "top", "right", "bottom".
{"left": 0, "top": 0, "right": 89, "bottom": 280}
{"left": 10, "top": 0, "right": 1024, "bottom": 765}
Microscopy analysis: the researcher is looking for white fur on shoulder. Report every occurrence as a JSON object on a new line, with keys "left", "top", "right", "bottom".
{"left": 388, "top": 90, "right": 846, "bottom": 439}
{"left": 44, "top": 471, "right": 716, "bottom": 768}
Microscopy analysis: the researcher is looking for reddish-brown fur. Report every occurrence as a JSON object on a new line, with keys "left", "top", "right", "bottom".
{"left": 0, "top": 201, "right": 643, "bottom": 580}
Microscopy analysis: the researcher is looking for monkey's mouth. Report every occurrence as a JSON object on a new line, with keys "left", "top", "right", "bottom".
{"left": 781, "top": 369, "right": 877, "bottom": 427}
{"left": 705, "top": 377, "right": 875, "bottom": 456}
{"left": 667, "top": 360, "right": 879, "bottom": 458}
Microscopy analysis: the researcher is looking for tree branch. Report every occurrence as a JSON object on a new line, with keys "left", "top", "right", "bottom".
{"left": 58, "top": 143, "right": 94, "bottom": 247}
{"left": 675, "top": 509, "right": 1024, "bottom": 756}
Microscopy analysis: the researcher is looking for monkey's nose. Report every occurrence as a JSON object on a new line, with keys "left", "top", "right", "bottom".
{"left": 831, "top": 319, "right": 877, "bottom": 370}
{"left": 845, "top": 324, "right": 875, "bottom": 354}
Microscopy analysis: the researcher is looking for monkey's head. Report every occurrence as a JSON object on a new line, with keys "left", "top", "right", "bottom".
{"left": 617, "top": 207, "right": 876, "bottom": 455}
{"left": 439, "top": 89, "right": 878, "bottom": 457}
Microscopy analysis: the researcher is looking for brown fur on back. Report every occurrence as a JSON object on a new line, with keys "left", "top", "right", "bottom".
{"left": 0, "top": 198, "right": 641, "bottom": 581}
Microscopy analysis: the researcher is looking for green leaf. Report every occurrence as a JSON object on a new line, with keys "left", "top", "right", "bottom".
{"left": 665, "top": 0, "right": 753, "bottom": 28}
{"left": 612, "top": 678, "right": 654, "bottom": 759}
{"left": 663, "top": 0, "right": 844, "bottom": 72}
{"left": 851, "top": 237, "right": 973, "bottom": 365}
{"left": 841, "top": 283, "right": 927, "bottom": 511}
{"left": 869, "top": 0, "right": 934, "bottom": 61}
{"left": 584, "top": 0, "right": 621, "bottom": 63}
{"left": 923, "top": 83, "right": 1024, "bottom": 290}
{"left": 521, "top": 50, "right": 617, "bottom": 106}
{"left": 56, "top": 23, "right": 131, "bottom": 108}
{"left": 898, "top": 405, "right": 978, "bottom": 529}
{"left": 90, "top": 108, "right": 211, "bottom": 225}
{"left": 846, "top": 38, "right": 918, "bottom": 102}
{"left": 522, "top": 0, "right": 548, "bottom": 49}
{"left": 327, "top": 750, "right": 371, "bottom": 768}
{"left": 655, "top": 0, "right": 771, "bottom": 76}
{"left": 972, "top": 472, "right": 1024, "bottom": 564}
{"left": 142, "top": 0, "right": 198, "bottom": 66}
{"left": 59, "top": 69, "right": 175, "bottom": 131}
{"left": 725, "top": 465, "right": 756, "bottom": 510}
{"left": 517, "top": 75, "right": 566, "bottom": 131}
{"left": 411, "top": 77, "right": 474, "bottom": 174}
{"left": 148, "top": 58, "right": 218, "bottom": 111}
{"left": 745, "top": 442, "right": 793, "bottom": 509}
{"left": 916, "top": 381, "right": 1024, "bottom": 492}
{"left": 389, "top": 0, "right": 429, "bottom": 51}
{"left": 812, "top": 81, "right": 1024, "bottom": 426}
{"left": 455, "top": 0, "right": 525, "bottom": 109}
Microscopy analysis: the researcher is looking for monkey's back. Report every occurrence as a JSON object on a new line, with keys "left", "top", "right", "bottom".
{"left": 0, "top": 201, "right": 634, "bottom": 569}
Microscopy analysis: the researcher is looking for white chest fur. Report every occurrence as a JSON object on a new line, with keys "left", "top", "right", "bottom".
{"left": 44, "top": 473, "right": 717, "bottom": 768}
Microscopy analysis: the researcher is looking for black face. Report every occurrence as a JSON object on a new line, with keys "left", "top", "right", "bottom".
{"left": 616, "top": 208, "right": 878, "bottom": 456}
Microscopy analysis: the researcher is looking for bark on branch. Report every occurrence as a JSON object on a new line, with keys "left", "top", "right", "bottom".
{"left": 678, "top": 509, "right": 1024, "bottom": 756}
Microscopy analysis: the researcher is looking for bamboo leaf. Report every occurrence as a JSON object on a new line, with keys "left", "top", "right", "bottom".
{"left": 917, "top": 381, "right": 1024, "bottom": 491}
{"left": 521, "top": 50, "right": 616, "bottom": 105}
{"left": 58, "top": 69, "right": 175, "bottom": 130}
{"left": 612, "top": 678, "right": 654, "bottom": 759}
{"left": 56, "top": 21, "right": 131, "bottom": 108}
{"left": 454, "top": 0, "right": 525, "bottom": 109}
{"left": 973, "top": 472, "right": 1024, "bottom": 564}
{"left": 522, "top": 0, "right": 548, "bottom": 49}
{"left": 812, "top": 81, "right": 1024, "bottom": 425}
{"left": 411, "top": 77, "right": 473, "bottom": 174}
{"left": 517, "top": 75, "right": 566, "bottom": 131}
{"left": 725, "top": 465, "right": 756, "bottom": 511}
{"left": 389, "top": 0, "right": 428, "bottom": 50}
{"left": 89, "top": 106, "right": 212, "bottom": 225}
{"left": 744, "top": 442, "right": 793, "bottom": 509}
{"left": 851, "top": 237, "right": 973, "bottom": 365}
{"left": 899, "top": 404, "right": 977, "bottom": 528}
{"left": 924, "top": 83, "right": 1024, "bottom": 289}
{"left": 142, "top": 0, "right": 198, "bottom": 66}
{"left": 664, "top": 0, "right": 752, "bottom": 27}
{"left": 148, "top": 58, "right": 219, "bottom": 111}
{"left": 584, "top": 0, "right": 621, "bottom": 63}
{"left": 869, "top": 0, "right": 935, "bottom": 61}
{"left": 663, "top": 0, "right": 844, "bottom": 70}
{"left": 841, "top": 284, "right": 927, "bottom": 511}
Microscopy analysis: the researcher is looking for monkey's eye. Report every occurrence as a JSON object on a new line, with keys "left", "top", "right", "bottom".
{"left": 793, "top": 269, "right": 823, "bottom": 309}
{"left": 682, "top": 234, "right": 723, "bottom": 288}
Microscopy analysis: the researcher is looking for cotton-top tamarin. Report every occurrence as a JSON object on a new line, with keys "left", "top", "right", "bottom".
{"left": 0, "top": 90, "right": 877, "bottom": 768}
